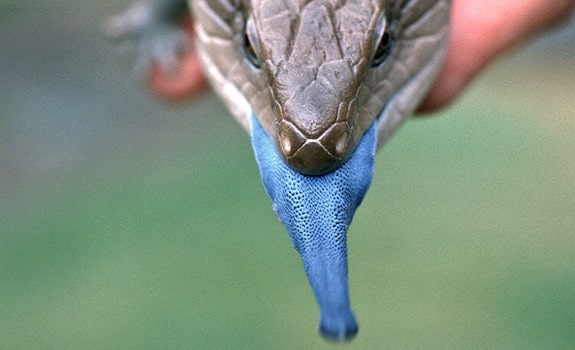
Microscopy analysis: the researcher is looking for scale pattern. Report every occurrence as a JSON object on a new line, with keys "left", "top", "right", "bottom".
{"left": 251, "top": 114, "right": 377, "bottom": 340}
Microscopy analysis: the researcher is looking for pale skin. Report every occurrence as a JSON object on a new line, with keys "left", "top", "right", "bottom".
{"left": 149, "top": 0, "right": 575, "bottom": 112}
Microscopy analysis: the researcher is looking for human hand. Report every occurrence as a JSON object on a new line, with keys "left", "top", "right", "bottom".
{"left": 148, "top": 0, "right": 575, "bottom": 110}
{"left": 146, "top": 14, "right": 207, "bottom": 101}
{"left": 418, "top": 0, "right": 575, "bottom": 113}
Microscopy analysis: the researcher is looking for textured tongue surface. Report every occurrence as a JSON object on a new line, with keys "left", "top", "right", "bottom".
{"left": 251, "top": 114, "right": 376, "bottom": 341}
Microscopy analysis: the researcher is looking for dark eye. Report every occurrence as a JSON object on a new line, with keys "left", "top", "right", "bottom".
{"left": 372, "top": 28, "right": 391, "bottom": 66}
{"left": 243, "top": 18, "right": 262, "bottom": 68}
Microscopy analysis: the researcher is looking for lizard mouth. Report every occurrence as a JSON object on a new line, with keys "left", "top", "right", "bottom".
{"left": 277, "top": 120, "right": 352, "bottom": 175}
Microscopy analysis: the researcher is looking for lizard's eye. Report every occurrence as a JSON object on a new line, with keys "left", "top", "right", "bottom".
{"left": 372, "top": 13, "right": 393, "bottom": 67}
{"left": 372, "top": 27, "right": 392, "bottom": 67}
{"left": 243, "top": 17, "right": 262, "bottom": 68}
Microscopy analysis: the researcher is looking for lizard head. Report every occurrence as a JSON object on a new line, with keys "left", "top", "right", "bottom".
{"left": 194, "top": 0, "right": 450, "bottom": 175}
{"left": 248, "top": 1, "right": 388, "bottom": 174}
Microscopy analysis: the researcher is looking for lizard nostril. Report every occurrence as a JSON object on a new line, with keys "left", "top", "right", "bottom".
{"left": 278, "top": 121, "right": 306, "bottom": 157}
{"left": 335, "top": 133, "right": 349, "bottom": 157}
{"left": 280, "top": 134, "right": 292, "bottom": 154}
{"left": 318, "top": 122, "right": 351, "bottom": 159}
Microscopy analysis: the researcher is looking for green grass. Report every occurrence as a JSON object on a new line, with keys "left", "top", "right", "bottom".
{"left": 2, "top": 59, "right": 574, "bottom": 349}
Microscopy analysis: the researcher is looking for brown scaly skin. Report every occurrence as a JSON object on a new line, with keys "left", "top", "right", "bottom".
{"left": 193, "top": 0, "right": 451, "bottom": 174}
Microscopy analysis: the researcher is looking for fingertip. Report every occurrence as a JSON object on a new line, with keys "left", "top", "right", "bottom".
{"left": 416, "top": 63, "right": 462, "bottom": 114}
{"left": 148, "top": 51, "right": 208, "bottom": 102}
{"left": 147, "top": 12, "right": 208, "bottom": 102}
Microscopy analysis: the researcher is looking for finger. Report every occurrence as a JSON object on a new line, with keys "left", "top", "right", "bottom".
{"left": 148, "top": 14, "right": 208, "bottom": 102}
{"left": 418, "top": 0, "right": 575, "bottom": 114}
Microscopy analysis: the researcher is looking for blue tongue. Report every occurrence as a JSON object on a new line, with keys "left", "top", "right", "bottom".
{"left": 251, "top": 115, "right": 376, "bottom": 341}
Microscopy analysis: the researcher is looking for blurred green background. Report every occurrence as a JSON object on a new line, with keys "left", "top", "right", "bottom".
{"left": 1, "top": 1, "right": 574, "bottom": 349}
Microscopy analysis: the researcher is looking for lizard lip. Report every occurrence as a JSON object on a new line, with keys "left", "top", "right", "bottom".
{"left": 278, "top": 121, "right": 351, "bottom": 175}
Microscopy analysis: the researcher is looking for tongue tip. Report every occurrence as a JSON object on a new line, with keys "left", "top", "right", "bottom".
{"left": 319, "top": 312, "right": 359, "bottom": 342}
